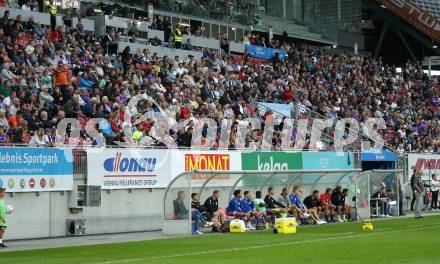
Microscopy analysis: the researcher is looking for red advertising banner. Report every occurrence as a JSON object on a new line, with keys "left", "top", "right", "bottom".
{"left": 377, "top": 0, "right": 440, "bottom": 44}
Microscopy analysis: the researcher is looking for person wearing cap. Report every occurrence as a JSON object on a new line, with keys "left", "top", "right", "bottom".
{"left": 0, "top": 187, "right": 7, "bottom": 248}
{"left": 431, "top": 174, "right": 439, "bottom": 211}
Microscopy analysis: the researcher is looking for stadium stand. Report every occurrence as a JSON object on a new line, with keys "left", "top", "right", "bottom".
{"left": 0, "top": 3, "right": 438, "bottom": 153}
{"left": 413, "top": 0, "right": 440, "bottom": 20}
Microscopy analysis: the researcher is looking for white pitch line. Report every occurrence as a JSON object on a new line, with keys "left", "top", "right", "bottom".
{"left": 95, "top": 223, "right": 440, "bottom": 264}
{"left": 303, "top": 231, "right": 355, "bottom": 236}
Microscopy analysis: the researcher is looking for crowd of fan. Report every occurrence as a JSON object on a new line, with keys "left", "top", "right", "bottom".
{"left": 0, "top": 9, "right": 439, "bottom": 152}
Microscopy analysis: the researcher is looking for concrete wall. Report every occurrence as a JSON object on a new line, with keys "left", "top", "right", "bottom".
{"left": 0, "top": 7, "right": 94, "bottom": 32}
{"left": 5, "top": 189, "right": 164, "bottom": 240}
{"left": 117, "top": 41, "right": 203, "bottom": 60}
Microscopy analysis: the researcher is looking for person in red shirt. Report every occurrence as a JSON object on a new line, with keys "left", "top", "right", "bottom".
{"left": 319, "top": 188, "right": 336, "bottom": 222}
{"left": 110, "top": 113, "right": 121, "bottom": 135}
{"left": 16, "top": 32, "right": 29, "bottom": 49}
{"left": 0, "top": 0, "right": 8, "bottom": 8}
{"left": 282, "top": 86, "right": 294, "bottom": 102}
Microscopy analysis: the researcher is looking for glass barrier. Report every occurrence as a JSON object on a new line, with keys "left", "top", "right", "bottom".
{"left": 163, "top": 169, "right": 363, "bottom": 236}
{"left": 163, "top": 172, "right": 191, "bottom": 221}
{"left": 355, "top": 170, "right": 402, "bottom": 220}
{"left": 163, "top": 172, "right": 192, "bottom": 235}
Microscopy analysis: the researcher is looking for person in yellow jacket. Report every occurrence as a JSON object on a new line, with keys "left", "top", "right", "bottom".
{"left": 47, "top": 0, "right": 57, "bottom": 31}
{"left": 174, "top": 24, "right": 182, "bottom": 49}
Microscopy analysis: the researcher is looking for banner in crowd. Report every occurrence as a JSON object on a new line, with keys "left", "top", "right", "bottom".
{"left": 258, "top": 102, "right": 293, "bottom": 118}
{"left": 0, "top": 147, "right": 73, "bottom": 192}
{"left": 407, "top": 153, "right": 440, "bottom": 181}
{"left": 87, "top": 149, "right": 173, "bottom": 189}
{"left": 245, "top": 45, "right": 288, "bottom": 60}
{"left": 241, "top": 152, "right": 302, "bottom": 187}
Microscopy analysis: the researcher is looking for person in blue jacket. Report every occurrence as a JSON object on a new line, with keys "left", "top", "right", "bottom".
{"left": 242, "top": 191, "right": 265, "bottom": 230}
{"left": 228, "top": 190, "right": 251, "bottom": 229}
{"left": 289, "top": 186, "right": 310, "bottom": 220}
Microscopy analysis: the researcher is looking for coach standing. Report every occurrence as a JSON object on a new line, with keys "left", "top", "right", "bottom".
{"left": 431, "top": 174, "right": 439, "bottom": 210}
{"left": 412, "top": 171, "right": 424, "bottom": 219}
{"left": 0, "top": 187, "right": 7, "bottom": 248}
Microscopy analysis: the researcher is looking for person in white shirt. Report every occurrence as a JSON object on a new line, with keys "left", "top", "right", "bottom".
{"left": 21, "top": 1, "right": 31, "bottom": 11}
{"left": 0, "top": 109, "right": 9, "bottom": 132}
{"left": 39, "top": 86, "right": 54, "bottom": 109}
{"left": 0, "top": 63, "right": 18, "bottom": 81}
{"left": 431, "top": 174, "right": 439, "bottom": 210}
{"left": 29, "top": 128, "right": 49, "bottom": 147}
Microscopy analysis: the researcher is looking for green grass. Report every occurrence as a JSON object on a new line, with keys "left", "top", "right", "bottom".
{"left": 1, "top": 216, "right": 440, "bottom": 264}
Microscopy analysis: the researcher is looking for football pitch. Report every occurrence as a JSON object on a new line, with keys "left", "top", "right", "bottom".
{"left": 1, "top": 215, "right": 440, "bottom": 264}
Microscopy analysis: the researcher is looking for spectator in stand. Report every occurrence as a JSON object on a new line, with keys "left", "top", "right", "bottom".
{"left": 0, "top": 63, "right": 18, "bottom": 82}
{"left": 53, "top": 60, "right": 71, "bottom": 100}
{"left": 76, "top": 18, "right": 84, "bottom": 35}
{"left": 30, "top": 0, "right": 38, "bottom": 11}
{"left": 319, "top": 187, "right": 336, "bottom": 222}
{"left": 0, "top": 0, "right": 7, "bottom": 7}
{"left": 174, "top": 24, "right": 182, "bottom": 49}
{"left": 184, "top": 39, "right": 193, "bottom": 51}
{"left": 47, "top": 0, "right": 57, "bottom": 31}
{"left": 0, "top": 127, "right": 9, "bottom": 145}
{"left": 0, "top": 11, "right": 437, "bottom": 153}
{"left": 29, "top": 127, "right": 49, "bottom": 146}
{"left": 0, "top": 109, "right": 9, "bottom": 132}
{"left": 0, "top": 10, "right": 9, "bottom": 28}
{"left": 192, "top": 26, "right": 203, "bottom": 37}
{"left": 21, "top": 0, "right": 31, "bottom": 11}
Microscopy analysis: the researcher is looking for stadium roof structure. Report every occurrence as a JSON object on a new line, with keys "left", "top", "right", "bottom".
{"left": 163, "top": 169, "right": 363, "bottom": 236}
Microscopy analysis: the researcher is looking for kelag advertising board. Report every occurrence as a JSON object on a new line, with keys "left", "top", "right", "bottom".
{"left": 241, "top": 152, "right": 302, "bottom": 187}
